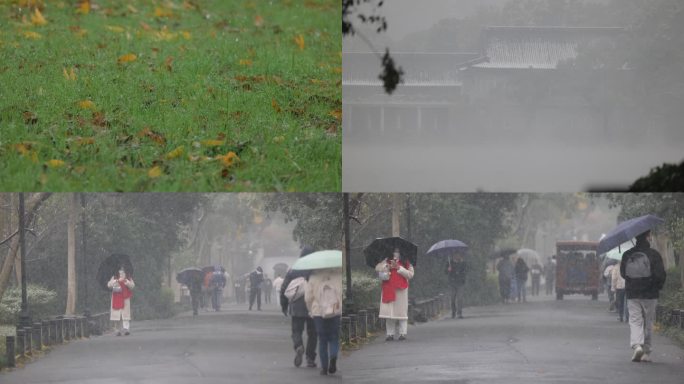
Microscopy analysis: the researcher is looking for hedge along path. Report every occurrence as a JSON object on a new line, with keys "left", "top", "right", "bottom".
{"left": 0, "top": 0, "right": 341, "bottom": 191}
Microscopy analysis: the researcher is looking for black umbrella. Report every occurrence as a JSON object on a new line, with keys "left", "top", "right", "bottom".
{"left": 364, "top": 237, "right": 418, "bottom": 268}
{"left": 96, "top": 253, "right": 133, "bottom": 291}
{"left": 176, "top": 267, "right": 203, "bottom": 286}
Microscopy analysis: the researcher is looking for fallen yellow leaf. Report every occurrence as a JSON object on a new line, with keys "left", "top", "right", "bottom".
{"left": 166, "top": 146, "right": 184, "bottom": 159}
{"left": 329, "top": 109, "right": 342, "bottom": 120}
{"left": 216, "top": 152, "right": 240, "bottom": 167}
{"left": 294, "top": 34, "right": 305, "bottom": 50}
{"left": 271, "top": 99, "right": 281, "bottom": 113}
{"left": 31, "top": 8, "right": 47, "bottom": 26}
{"left": 75, "top": 137, "right": 95, "bottom": 145}
{"left": 23, "top": 31, "right": 42, "bottom": 40}
{"left": 106, "top": 25, "right": 125, "bottom": 33}
{"left": 117, "top": 53, "right": 137, "bottom": 64}
{"left": 239, "top": 59, "right": 253, "bottom": 66}
{"left": 46, "top": 159, "right": 65, "bottom": 168}
{"left": 126, "top": 4, "right": 138, "bottom": 14}
{"left": 78, "top": 100, "right": 95, "bottom": 110}
{"left": 154, "top": 7, "right": 173, "bottom": 18}
{"left": 148, "top": 166, "right": 162, "bottom": 178}
{"left": 63, "top": 67, "right": 77, "bottom": 80}
{"left": 76, "top": 1, "right": 90, "bottom": 15}
{"left": 201, "top": 140, "right": 224, "bottom": 147}
{"left": 181, "top": 31, "right": 191, "bottom": 40}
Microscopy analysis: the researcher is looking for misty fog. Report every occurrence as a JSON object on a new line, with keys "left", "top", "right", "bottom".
{"left": 343, "top": 0, "right": 684, "bottom": 192}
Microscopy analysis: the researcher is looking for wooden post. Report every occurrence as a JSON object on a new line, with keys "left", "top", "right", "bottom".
{"left": 6, "top": 336, "right": 16, "bottom": 368}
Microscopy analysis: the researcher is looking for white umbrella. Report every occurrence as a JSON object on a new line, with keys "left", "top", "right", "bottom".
{"left": 515, "top": 248, "right": 542, "bottom": 266}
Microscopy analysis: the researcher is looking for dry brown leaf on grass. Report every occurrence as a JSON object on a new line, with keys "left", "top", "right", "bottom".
{"left": 294, "top": 34, "right": 305, "bottom": 50}
{"left": 138, "top": 127, "right": 166, "bottom": 145}
{"left": 164, "top": 56, "right": 174, "bottom": 72}
{"left": 31, "top": 8, "right": 47, "bottom": 26}
{"left": 117, "top": 53, "right": 137, "bottom": 64}
{"left": 254, "top": 15, "right": 264, "bottom": 27}
{"left": 271, "top": 99, "right": 281, "bottom": 113}
{"left": 76, "top": 0, "right": 90, "bottom": 15}
{"left": 148, "top": 166, "right": 162, "bottom": 178}
{"left": 63, "top": 67, "right": 77, "bottom": 80}
{"left": 329, "top": 109, "right": 342, "bottom": 121}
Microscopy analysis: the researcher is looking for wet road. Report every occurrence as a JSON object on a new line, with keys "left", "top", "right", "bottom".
{"left": 343, "top": 295, "right": 684, "bottom": 383}
{"left": 1, "top": 303, "right": 340, "bottom": 384}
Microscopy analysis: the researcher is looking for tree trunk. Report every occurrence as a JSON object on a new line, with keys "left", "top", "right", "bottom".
{"left": 0, "top": 193, "right": 52, "bottom": 302}
{"left": 65, "top": 194, "right": 78, "bottom": 315}
{"left": 392, "top": 194, "right": 401, "bottom": 237}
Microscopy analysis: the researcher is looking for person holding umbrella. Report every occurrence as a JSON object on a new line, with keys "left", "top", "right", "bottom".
{"left": 620, "top": 230, "right": 666, "bottom": 362}
{"left": 376, "top": 247, "right": 414, "bottom": 341}
{"left": 280, "top": 246, "right": 317, "bottom": 369}
{"left": 497, "top": 254, "right": 514, "bottom": 303}
{"left": 445, "top": 252, "right": 467, "bottom": 319}
{"left": 108, "top": 268, "right": 135, "bottom": 336}
{"left": 514, "top": 257, "right": 529, "bottom": 303}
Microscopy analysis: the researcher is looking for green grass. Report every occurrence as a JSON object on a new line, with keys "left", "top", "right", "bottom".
{"left": 0, "top": 0, "right": 341, "bottom": 191}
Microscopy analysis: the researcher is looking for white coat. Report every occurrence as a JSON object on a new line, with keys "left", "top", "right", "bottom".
{"left": 108, "top": 277, "right": 135, "bottom": 321}
{"left": 376, "top": 261, "right": 414, "bottom": 320}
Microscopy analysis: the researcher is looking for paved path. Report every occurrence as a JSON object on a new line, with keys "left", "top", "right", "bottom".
{"left": 1, "top": 303, "right": 341, "bottom": 384}
{"left": 344, "top": 295, "right": 684, "bottom": 383}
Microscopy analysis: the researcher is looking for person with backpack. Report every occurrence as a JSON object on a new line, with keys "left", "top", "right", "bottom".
{"left": 210, "top": 266, "right": 226, "bottom": 311}
{"left": 248, "top": 266, "right": 264, "bottom": 311}
{"left": 305, "top": 266, "right": 342, "bottom": 376}
{"left": 620, "top": 230, "right": 666, "bottom": 363}
{"left": 280, "top": 247, "right": 317, "bottom": 369}
{"left": 376, "top": 247, "right": 414, "bottom": 341}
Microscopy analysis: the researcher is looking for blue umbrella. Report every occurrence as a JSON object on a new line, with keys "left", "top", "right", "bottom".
{"left": 597, "top": 214, "right": 664, "bottom": 255}
{"left": 426, "top": 239, "right": 469, "bottom": 257}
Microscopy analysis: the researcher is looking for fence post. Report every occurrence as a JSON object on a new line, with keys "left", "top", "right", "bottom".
{"left": 6, "top": 336, "right": 16, "bottom": 368}
{"left": 349, "top": 314, "right": 358, "bottom": 343}
{"left": 358, "top": 310, "right": 368, "bottom": 339}
{"left": 16, "top": 329, "right": 25, "bottom": 359}
{"left": 41, "top": 320, "right": 50, "bottom": 346}
{"left": 32, "top": 322, "right": 42, "bottom": 350}
{"left": 56, "top": 319, "right": 63, "bottom": 344}
{"left": 341, "top": 316, "right": 351, "bottom": 345}
{"left": 24, "top": 327, "right": 33, "bottom": 355}
{"left": 83, "top": 316, "right": 91, "bottom": 338}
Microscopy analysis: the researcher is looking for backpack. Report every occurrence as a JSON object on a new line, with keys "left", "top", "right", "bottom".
{"left": 284, "top": 277, "right": 306, "bottom": 301}
{"left": 318, "top": 278, "right": 341, "bottom": 319}
{"left": 624, "top": 251, "right": 651, "bottom": 279}
{"left": 211, "top": 271, "right": 224, "bottom": 287}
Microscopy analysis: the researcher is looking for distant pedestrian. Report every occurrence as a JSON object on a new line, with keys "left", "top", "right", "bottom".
{"left": 544, "top": 256, "right": 556, "bottom": 295}
{"left": 530, "top": 262, "right": 542, "bottom": 296}
{"left": 620, "top": 230, "right": 666, "bottom": 363}
{"left": 108, "top": 268, "right": 135, "bottom": 336}
{"left": 210, "top": 267, "right": 226, "bottom": 311}
{"left": 604, "top": 263, "right": 616, "bottom": 312}
{"left": 376, "top": 247, "right": 414, "bottom": 341}
{"left": 445, "top": 252, "right": 467, "bottom": 319}
{"left": 273, "top": 275, "right": 285, "bottom": 307}
{"left": 514, "top": 258, "right": 529, "bottom": 303}
{"left": 234, "top": 277, "right": 243, "bottom": 304}
{"left": 305, "top": 267, "right": 342, "bottom": 376}
{"left": 187, "top": 278, "right": 202, "bottom": 316}
{"left": 611, "top": 260, "right": 626, "bottom": 322}
{"left": 281, "top": 246, "right": 317, "bottom": 369}
{"left": 262, "top": 275, "right": 273, "bottom": 304}
{"left": 497, "top": 255, "right": 514, "bottom": 303}
{"left": 249, "top": 267, "right": 264, "bottom": 311}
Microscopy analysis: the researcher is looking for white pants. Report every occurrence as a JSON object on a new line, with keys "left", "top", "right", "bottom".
{"left": 627, "top": 299, "right": 656, "bottom": 352}
{"left": 385, "top": 319, "right": 407, "bottom": 337}
{"left": 116, "top": 320, "right": 130, "bottom": 331}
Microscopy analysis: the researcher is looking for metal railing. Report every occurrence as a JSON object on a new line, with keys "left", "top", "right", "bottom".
{"left": 341, "top": 293, "right": 446, "bottom": 346}
{"left": 2, "top": 312, "right": 114, "bottom": 369}
{"left": 655, "top": 305, "right": 684, "bottom": 330}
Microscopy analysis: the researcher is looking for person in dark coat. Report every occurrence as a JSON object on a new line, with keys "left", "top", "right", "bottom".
{"left": 280, "top": 246, "right": 317, "bottom": 368}
{"left": 497, "top": 255, "right": 514, "bottom": 303}
{"left": 249, "top": 267, "right": 264, "bottom": 311}
{"left": 514, "top": 258, "right": 529, "bottom": 303}
{"left": 620, "top": 230, "right": 666, "bottom": 363}
{"left": 188, "top": 278, "right": 203, "bottom": 316}
{"left": 446, "top": 252, "right": 467, "bottom": 319}
{"left": 530, "top": 262, "right": 542, "bottom": 296}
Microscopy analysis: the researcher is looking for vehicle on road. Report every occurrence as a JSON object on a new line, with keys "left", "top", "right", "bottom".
{"left": 555, "top": 241, "right": 600, "bottom": 300}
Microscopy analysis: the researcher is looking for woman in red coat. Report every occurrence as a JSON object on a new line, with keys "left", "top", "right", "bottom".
{"left": 107, "top": 269, "right": 135, "bottom": 336}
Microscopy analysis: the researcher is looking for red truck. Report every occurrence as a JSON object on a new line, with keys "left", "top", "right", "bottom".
{"left": 555, "top": 241, "right": 600, "bottom": 300}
